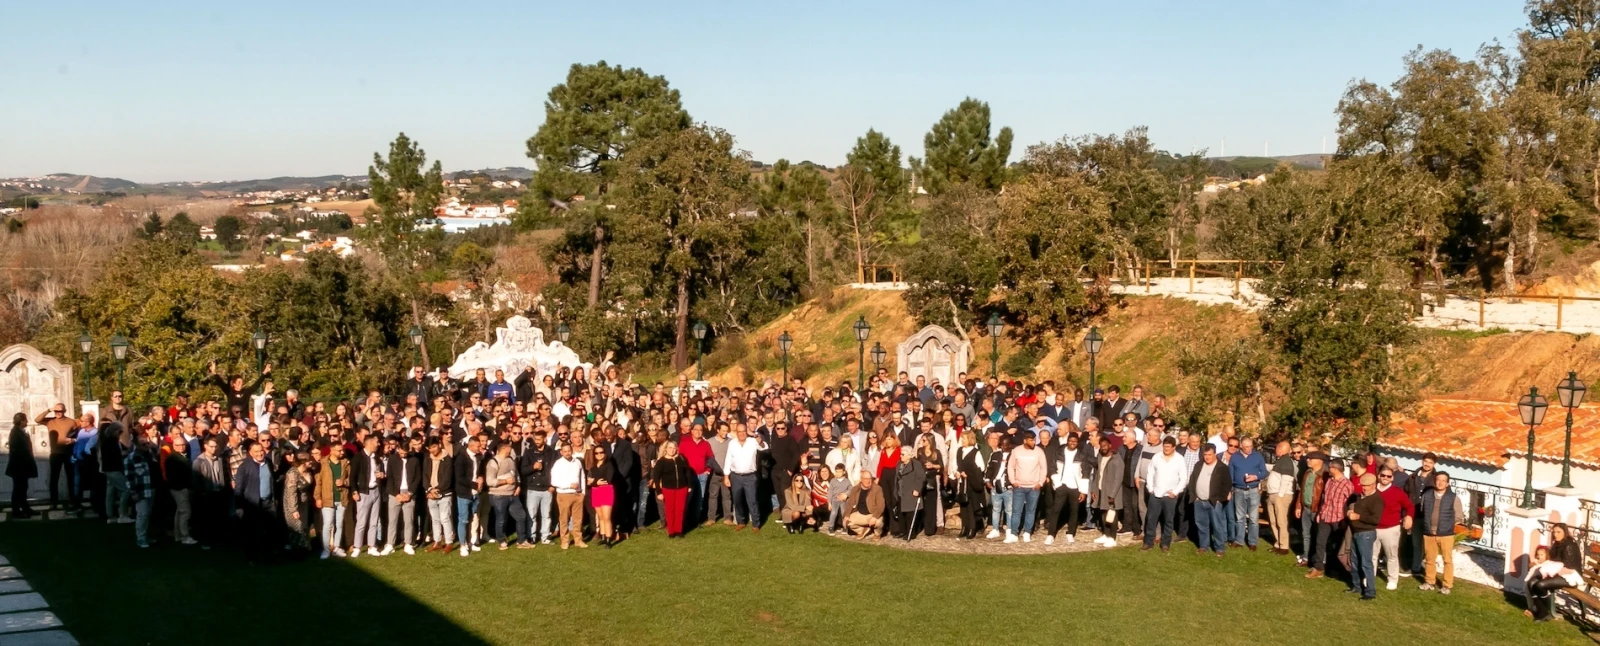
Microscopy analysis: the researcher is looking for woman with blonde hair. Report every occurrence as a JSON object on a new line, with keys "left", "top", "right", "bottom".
{"left": 650, "top": 440, "right": 694, "bottom": 538}
{"left": 954, "top": 430, "right": 986, "bottom": 539}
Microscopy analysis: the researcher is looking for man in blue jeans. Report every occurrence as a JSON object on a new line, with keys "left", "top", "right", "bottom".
{"left": 1188, "top": 444, "right": 1232, "bottom": 556}
{"left": 454, "top": 436, "right": 486, "bottom": 556}
{"left": 1230, "top": 437, "right": 1268, "bottom": 551}
{"left": 983, "top": 433, "right": 1012, "bottom": 539}
{"left": 723, "top": 425, "right": 764, "bottom": 530}
{"left": 1347, "top": 472, "right": 1384, "bottom": 600}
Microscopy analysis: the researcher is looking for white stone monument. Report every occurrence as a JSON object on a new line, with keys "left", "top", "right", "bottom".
{"left": 0, "top": 344, "right": 75, "bottom": 456}
{"left": 445, "top": 315, "right": 591, "bottom": 380}
{"left": 896, "top": 325, "right": 971, "bottom": 388}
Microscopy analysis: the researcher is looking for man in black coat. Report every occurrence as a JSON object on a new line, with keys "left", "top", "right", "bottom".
{"left": 452, "top": 436, "right": 486, "bottom": 552}
{"left": 608, "top": 428, "right": 637, "bottom": 533}
{"left": 518, "top": 432, "right": 557, "bottom": 542}
{"left": 383, "top": 435, "right": 425, "bottom": 554}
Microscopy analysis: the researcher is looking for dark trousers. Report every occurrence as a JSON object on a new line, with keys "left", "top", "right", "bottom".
{"left": 1038, "top": 485, "right": 1055, "bottom": 533}
{"left": 897, "top": 511, "right": 918, "bottom": 538}
{"left": 79, "top": 464, "right": 104, "bottom": 518}
{"left": 47, "top": 453, "right": 74, "bottom": 506}
{"left": 1176, "top": 493, "right": 1193, "bottom": 541}
{"left": 1144, "top": 495, "right": 1177, "bottom": 548}
{"left": 958, "top": 486, "right": 984, "bottom": 538}
{"left": 730, "top": 473, "right": 760, "bottom": 527}
{"left": 1528, "top": 577, "right": 1572, "bottom": 620}
{"left": 1047, "top": 487, "right": 1082, "bottom": 537}
{"left": 920, "top": 489, "right": 939, "bottom": 536}
{"left": 1122, "top": 484, "right": 1143, "bottom": 531}
{"left": 1408, "top": 525, "right": 1427, "bottom": 573}
{"left": 9, "top": 476, "right": 30, "bottom": 514}
{"left": 1312, "top": 520, "right": 1342, "bottom": 571}
{"left": 243, "top": 498, "right": 280, "bottom": 561}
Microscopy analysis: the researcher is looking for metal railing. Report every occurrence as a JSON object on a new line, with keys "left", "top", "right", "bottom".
{"left": 1453, "top": 478, "right": 1544, "bottom": 553}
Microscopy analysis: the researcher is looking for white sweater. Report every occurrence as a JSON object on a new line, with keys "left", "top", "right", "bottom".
{"left": 1145, "top": 452, "right": 1190, "bottom": 498}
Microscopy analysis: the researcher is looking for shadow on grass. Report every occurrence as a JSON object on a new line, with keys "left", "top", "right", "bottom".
{"left": 0, "top": 520, "right": 488, "bottom": 645}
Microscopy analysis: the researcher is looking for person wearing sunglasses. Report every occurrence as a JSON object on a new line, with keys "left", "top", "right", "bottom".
{"left": 1372, "top": 467, "right": 1415, "bottom": 590}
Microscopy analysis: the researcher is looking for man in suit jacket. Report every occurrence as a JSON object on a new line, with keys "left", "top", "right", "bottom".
{"left": 383, "top": 435, "right": 425, "bottom": 554}
{"left": 232, "top": 442, "right": 278, "bottom": 561}
{"left": 348, "top": 435, "right": 386, "bottom": 556}
{"left": 1063, "top": 389, "right": 1090, "bottom": 431}
{"left": 453, "top": 436, "right": 487, "bottom": 554}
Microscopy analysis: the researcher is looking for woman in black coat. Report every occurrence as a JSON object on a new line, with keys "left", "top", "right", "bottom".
{"left": 953, "top": 430, "right": 986, "bottom": 539}
{"left": 7, "top": 413, "right": 38, "bottom": 518}
{"left": 1526, "top": 523, "right": 1584, "bottom": 622}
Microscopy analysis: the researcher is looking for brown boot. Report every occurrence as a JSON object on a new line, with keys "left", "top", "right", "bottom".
{"left": 1305, "top": 568, "right": 1323, "bottom": 579}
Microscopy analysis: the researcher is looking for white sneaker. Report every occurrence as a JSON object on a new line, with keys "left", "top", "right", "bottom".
{"left": 403, "top": 545, "right": 415, "bottom": 555}
{"left": 180, "top": 538, "right": 198, "bottom": 546}
{"left": 118, "top": 517, "right": 135, "bottom": 524}
{"left": 1065, "top": 535, "right": 1076, "bottom": 544}
{"left": 333, "top": 548, "right": 347, "bottom": 558}
{"left": 1386, "top": 580, "right": 1398, "bottom": 591}
{"left": 367, "top": 547, "right": 381, "bottom": 557}
{"left": 1003, "top": 532, "right": 1018, "bottom": 544}
{"left": 459, "top": 545, "right": 469, "bottom": 557}
{"left": 379, "top": 546, "right": 393, "bottom": 556}
{"left": 107, "top": 519, "right": 116, "bottom": 525}
{"left": 1044, "top": 535, "right": 1054, "bottom": 545}
{"left": 1022, "top": 533, "right": 1032, "bottom": 543}
{"left": 986, "top": 528, "right": 1000, "bottom": 539}
{"left": 319, "top": 550, "right": 330, "bottom": 560}
{"left": 348, "top": 549, "right": 358, "bottom": 559}
{"left": 470, "top": 543, "right": 481, "bottom": 552}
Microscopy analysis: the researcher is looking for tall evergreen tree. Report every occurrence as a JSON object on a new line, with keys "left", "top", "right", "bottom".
{"left": 523, "top": 61, "right": 691, "bottom": 309}
{"left": 366, "top": 132, "right": 445, "bottom": 369}
{"left": 910, "top": 97, "right": 1013, "bottom": 195}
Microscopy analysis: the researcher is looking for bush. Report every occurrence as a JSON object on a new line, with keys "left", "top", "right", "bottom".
{"left": 700, "top": 334, "right": 748, "bottom": 375}
{"left": 1002, "top": 344, "right": 1046, "bottom": 377}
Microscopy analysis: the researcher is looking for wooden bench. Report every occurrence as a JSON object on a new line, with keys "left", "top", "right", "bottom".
{"left": 1564, "top": 572, "right": 1600, "bottom": 639}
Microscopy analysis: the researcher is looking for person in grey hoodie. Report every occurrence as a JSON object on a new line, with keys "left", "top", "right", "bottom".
{"left": 484, "top": 442, "right": 531, "bottom": 549}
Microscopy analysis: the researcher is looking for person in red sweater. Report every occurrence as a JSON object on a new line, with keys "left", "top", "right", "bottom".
{"left": 1373, "top": 465, "right": 1416, "bottom": 590}
{"left": 678, "top": 425, "right": 713, "bottom": 525}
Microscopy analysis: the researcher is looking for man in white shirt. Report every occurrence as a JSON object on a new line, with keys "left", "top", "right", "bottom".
{"left": 1141, "top": 437, "right": 1188, "bottom": 552}
{"left": 550, "top": 443, "right": 587, "bottom": 549}
{"left": 1044, "top": 433, "right": 1090, "bottom": 545}
{"left": 722, "top": 425, "right": 764, "bottom": 531}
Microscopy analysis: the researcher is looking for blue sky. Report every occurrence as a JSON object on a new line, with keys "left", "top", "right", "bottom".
{"left": 1, "top": 1, "right": 1528, "bottom": 183}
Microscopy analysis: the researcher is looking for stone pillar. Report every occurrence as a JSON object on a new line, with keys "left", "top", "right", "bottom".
{"left": 79, "top": 400, "right": 100, "bottom": 427}
{"left": 1502, "top": 505, "right": 1551, "bottom": 595}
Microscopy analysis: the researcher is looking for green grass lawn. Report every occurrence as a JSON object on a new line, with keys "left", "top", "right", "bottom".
{"left": 0, "top": 521, "right": 1586, "bottom": 645}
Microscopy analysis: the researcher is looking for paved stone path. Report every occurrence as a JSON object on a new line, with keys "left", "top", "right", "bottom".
{"left": 0, "top": 555, "right": 76, "bottom": 646}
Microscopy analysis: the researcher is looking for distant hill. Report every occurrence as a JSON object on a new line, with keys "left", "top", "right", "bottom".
{"left": 447, "top": 167, "right": 533, "bottom": 181}
{"left": 156, "top": 175, "right": 369, "bottom": 193}
{"left": 0, "top": 173, "right": 142, "bottom": 194}
{"left": 1208, "top": 154, "right": 1325, "bottom": 178}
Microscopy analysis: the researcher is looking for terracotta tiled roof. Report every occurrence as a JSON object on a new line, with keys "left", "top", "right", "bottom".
{"left": 1379, "top": 399, "right": 1600, "bottom": 469}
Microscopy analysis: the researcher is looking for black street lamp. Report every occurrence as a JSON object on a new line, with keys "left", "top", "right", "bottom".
{"left": 778, "top": 331, "right": 793, "bottom": 385}
{"left": 692, "top": 321, "right": 708, "bottom": 381}
{"left": 555, "top": 322, "right": 572, "bottom": 344}
{"left": 852, "top": 316, "right": 871, "bottom": 391}
{"left": 1084, "top": 326, "right": 1104, "bottom": 427}
{"left": 77, "top": 332, "right": 93, "bottom": 402}
{"left": 110, "top": 333, "right": 129, "bottom": 393}
{"left": 1556, "top": 371, "right": 1587, "bottom": 490}
{"left": 252, "top": 329, "right": 268, "bottom": 372}
{"left": 408, "top": 325, "right": 425, "bottom": 368}
{"left": 870, "top": 342, "right": 887, "bottom": 383}
{"left": 1517, "top": 386, "right": 1549, "bottom": 509}
{"left": 986, "top": 312, "right": 1003, "bottom": 380}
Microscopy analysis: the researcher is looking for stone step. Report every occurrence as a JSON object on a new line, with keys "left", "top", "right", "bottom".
{"left": 0, "top": 582, "right": 31, "bottom": 595}
{"left": 0, "top": 611, "right": 62, "bottom": 635}
{"left": 0, "top": 593, "right": 46, "bottom": 614}
{"left": 0, "top": 630, "right": 76, "bottom": 646}
{"left": 0, "top": 569, "right": 17, "bottom": 582}
{"left": 0, "top": 555, "right": 8, "bottom": 566}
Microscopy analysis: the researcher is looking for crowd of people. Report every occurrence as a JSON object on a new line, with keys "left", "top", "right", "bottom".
{"left": 2, "top": 360, "right": 1584, "bottom": 621}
